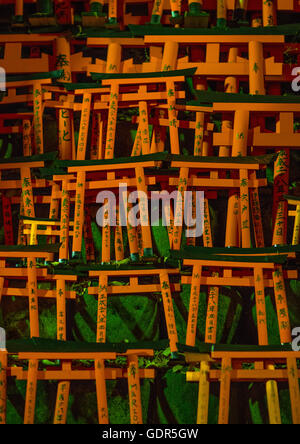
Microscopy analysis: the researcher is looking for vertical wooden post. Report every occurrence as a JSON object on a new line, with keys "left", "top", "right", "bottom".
{"left": 232, "top": 111, "right": 249, "bottom": 157}
{"left": 262, "top": 0, "right": 277, "bottom": 27}
{"left": 54, "top": 379, "right": 70, "bottom": 424}
{"left": 132, "top": 123, "right": 142, "bottom": 157}
{"left": 21, "top": 167, "right": 35, "bottom": 219}
{"left": 95, "top": 359, "right": 109, "bottom": 424}
{"left": 77, "top": 94, "right": 92, "bottom": 161}
{"left": 24, "top": 359, "right": 38, "bottom": 424}
{"left": 127, "top": 354, "right": 143, "bottom": 424}
{"left": 196, "top": 361, "right": 210, "bottom": 425}
{"left": 248, "top": 38, "right": 265, "bottom": 248}
{"left": 266, "top": 365, "right": 282, "bottom": 424}
{"left": 272, "top": 150, "right": 289, "bottom": 246}
{"left": 114, "top": 205, "right": 124, "bottom": 262}
{"left": 203, "top": 198, "right": 219, "bottom": 344}
{"left": 96, "top": 274, "right": 108, "bottom": 344}
{"left": 161, "top": 41, "right": 178, "bottom": 72}
{"left": 186, "top": 265, "right": 202, "bottom": 347}
{"left": 84, "top": 207, "right": 95, "bottom": 262}
{"left": 172, "top": 167, "right": 189, "bottom": 250}
{"left": 225, "top": 194, "right": 240, "bottom": 248}
{"left": 226, "top": 111, "right": 249, "bottom": 248}
{"left": 239, "top": 169, "right": 251, "bottom": 248}
{"left": 151, "top": 109, "right": 167, "bottom": 153}
{"left": 32, "top": 81, "right": 44, "bottom": 154}
{"left": 292, "top": 205, "right": 300, "bottom": 245}
{"left": 15, "top": 0, "right": 24, "bottom": 17}
{"left": 254, "top": 267, "right": 268, "bottom": 345}
{"left": 139, "top": 101, "right": 151, "bottom": 155}
{"left": 161, "top": 42, "right": 179, "bottom": 155}
{"left": 286, "top": 357, "right": 300, "bottom": 424}
{"left": 250, "top": 187, "right": 265, "bottom": 247}
{"left": 95, "top": 274, "right": 109, "bottom": 424}
{"left": 59, "top": 177, "right": 70, "bottom": 261}
{"left": 27, "top": 258, "right": 39, "bottom": 338}
{"left": 53, "top": 279, "right": 70, "bottom": 425}
{"left": 272, "top": 265, "right": 291, "bottom": 344}
{"left": 56, "top": 279, "right": 66, "bottom": 341}
{"left": 194, "top": 111, "right": 204, "bottom": 156}
{"left": 105, "top": 43, "right": 121, "bottom": 160}
{"left": 166, "top": 80, "right": 180, "bottom": 155}
{"left": 72, "top": 171, "right": 86, "bottom": 257}
{"left": 120, "top": 188, "right": 139, "bottom": 261}
{"left": 218, "top": 357, "right": 231, "bottom": 424}
{"left": 135, "top": 165, "right": 153, "bottom": 257}
{"left": 159, "top": 271, "right": 178, "bottom": 353}
{"left": 217, "top": 0, "right": 227, "bottom": 27}
{"left": 108, "top": 0, "right": 118, "bottom": 23}
{"left": 151, "top": 0, "right": 164, "bottom": 24}
{"left": 56, "top": 37, "right": 73, "bottom": 160}
{"left": 249, "top": 41, "right": 265, "bottom": 96}
{"left": 23, "top": 120, "right": 32, "bottom": 156}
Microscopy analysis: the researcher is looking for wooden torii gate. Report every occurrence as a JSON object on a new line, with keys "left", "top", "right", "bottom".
{"left": 167, "top": 153, "right": 274, "bottom": 250}
{"left": 86, "top": 265, "right": 180, "bottom": 353}
{"left": 6, "top": 338, "right": 159, "bottom": 424}
{"left": 54, "top": 153, "right": 167, "bottom": 260}
{"left": 190, "top": 91, "right": 300, "bottom": 247}
{"left": 185, "top": 344, "right": 300, "bottom": 425}
{"left": 170, "top": 246, "right": 300, "bottom": 346}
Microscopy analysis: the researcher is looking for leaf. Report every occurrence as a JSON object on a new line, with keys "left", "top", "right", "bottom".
{"left": 162, "top": 347, "right": 171, "bottom": 357}
{"left": 172, "top": 365, "right": 184, "bottom": 373}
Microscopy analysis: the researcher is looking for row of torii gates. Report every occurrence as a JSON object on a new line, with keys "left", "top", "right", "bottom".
{"left": 0, "top": 10, "right": 300, "bottom": 424}
{"left": 4, "top": 0, "right": 300, "bottom": 28}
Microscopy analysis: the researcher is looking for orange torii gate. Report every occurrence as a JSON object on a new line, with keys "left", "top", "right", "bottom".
{"left": 86, "top": 265, "right": 180, "bottom": 353}
{"left": 52, "top": 153, "right": 167, "bottom": 260}
{"left": 0, "top": 112, "right": 34, "bottom": 157}
{"left": 185, "top": 345, "right": 300, "bottom": 425}
{"left": 0, "top": 267, "right": 77, "bottom": 341}
{"left": 128, "top": 32, "right": 284, "bottom": 81}
{"left": 170, "top": 246, "right": 300, "bottom": 346}
{"left": 190, "top": 92, "right": 300, "bottom": 246}
{"left": 167, "top": 153, "right": 274, "bottom": 250}
{"left": 0, "top": 72, "right": 64, "bottom": 155}
{"left": 0, "top": 153, "right": 56, "bottom": 246}
{"left": 43, "top": 68, "right": 195, "bottom": 160}
{"left": 0, "top": 245, "right": 60, "bottom": 337}
{"left": 6, "top": 338, "right": 158, "bottom": 424}
{"left": 284, "top": 195, "right": 300, "bottom": 246}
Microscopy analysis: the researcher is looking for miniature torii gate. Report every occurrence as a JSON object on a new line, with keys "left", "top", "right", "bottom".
{"left": 54, "top": 153, "right": 167, "bottom": 260}
{"left": 191, "top": 91, "right": 300, "bottom": 246}
{"left": 1, "top": 72, "right": 64, "bottom": 155}
{"left": 87, "top": 265, "right": 180, "bottom": 352}
{"left": 0, "top": 245, "right": 60, "bottom": 337}
{"left": 128, "top": 32, "right": 283, "bottom": 83}
{"left": 167, "top": 153, "right": 273, "bottom": 250}
{"left": 0, "top": 265, "right": 77, "bottom": 341}
{"left": 185, "top": 346, "right": 300, "bottom": 425}
{"left": 0, "top": 153, "right": 57, "bottom": 247}
{"left": 7, "top": 339, "right": 157, "bottom": 424}
{"left": 170, "top": 246, "right": 299, "bottom": 346}
{"left": 284, "top": 195, "right": 300, "bottom": 246}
